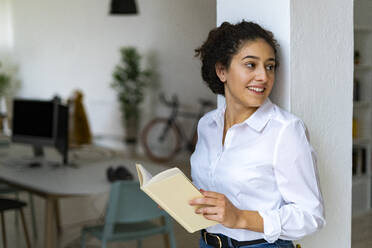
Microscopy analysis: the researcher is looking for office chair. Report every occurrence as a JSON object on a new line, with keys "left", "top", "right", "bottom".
{"left": 0, "top": 198, "right": 31, "bottom": 248}
{"left": 0, "top": 183, "right": 38, "bottom": 240}
{"left": 80, "top": 181, "right": 176, "bottom": 248}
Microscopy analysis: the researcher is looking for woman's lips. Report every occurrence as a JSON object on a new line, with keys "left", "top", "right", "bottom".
{"left": 247, "top": 85, "right": 265, "bottom": 94}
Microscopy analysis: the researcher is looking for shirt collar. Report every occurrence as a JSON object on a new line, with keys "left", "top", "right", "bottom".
{"left": 209, "top": 98, "right": 274, "bottom": 132}
{"left": 209, "top": 101, "right": 225, "bottom": 128}
{"left": 244, "top": 98, "right": 274, "bottom": 132}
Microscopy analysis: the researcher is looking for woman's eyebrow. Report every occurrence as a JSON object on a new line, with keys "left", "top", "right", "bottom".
{"left": 242, "top": 55, "right": 259, "bottom": 60}
{"left": 241, "top": 55, "right": 276, "bottom": 62}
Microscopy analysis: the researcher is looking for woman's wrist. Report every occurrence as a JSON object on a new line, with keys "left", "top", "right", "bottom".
{"left": 236, "top": 210, "right": 264, "bottom": 233}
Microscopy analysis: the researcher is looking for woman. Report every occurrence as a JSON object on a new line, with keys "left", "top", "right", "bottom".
{"left": 189, "top": 21, "right": 325, "bottom": 248}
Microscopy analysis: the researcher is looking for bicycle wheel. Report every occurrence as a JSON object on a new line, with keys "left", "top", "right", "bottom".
{"left": 141, "top": 118, "right": 182, "bottom": 163}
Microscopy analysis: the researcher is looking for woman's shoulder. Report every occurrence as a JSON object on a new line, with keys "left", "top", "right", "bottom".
{"left": 199, "top": 107, "right": 220, "bottom": 124}
{"left": 271, "top": 103, "right": 305, "bottom": 126}
{"left": 270, "top": 103, "right": 310, "bottom": 140}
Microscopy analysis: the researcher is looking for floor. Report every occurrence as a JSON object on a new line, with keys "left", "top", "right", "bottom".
{"left": 1, "top": 150, "right": 201, "bottom": 248}
{"left": 2, "top": 148, "right": 372, "bottom": 248}
{"left": 4, "top": 197, "right": 372, "bottom": 248}
{"left": 352, "top": 210, "right": 372, "bottom": 248}
{"left": 2, "top": 192, "right": 200, "bottom": 248}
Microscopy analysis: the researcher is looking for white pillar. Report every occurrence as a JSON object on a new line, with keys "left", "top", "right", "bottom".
{"left": 290, "top": 1, "right": 353, "bottom": 247}
{"left": 0, "top": 0, "right": 14, "bottom": 54}
{"left": 217, "top": 0, "right": 353, "bottom": 247}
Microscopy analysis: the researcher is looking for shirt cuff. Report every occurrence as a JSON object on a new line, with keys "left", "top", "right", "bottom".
{"left": 258, "top": 209, "right": 282, "bottom": 243}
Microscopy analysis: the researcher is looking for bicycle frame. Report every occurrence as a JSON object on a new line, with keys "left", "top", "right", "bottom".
{"left": 171, "top": 104, "right": 210, "bottom": 152}
{"left": 142, "top": 93, "right": 215, "bottom": 162}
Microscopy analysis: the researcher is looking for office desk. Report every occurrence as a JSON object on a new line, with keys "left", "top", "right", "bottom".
{"left": 0, "top": 145, "right": 169, "bottom": 248}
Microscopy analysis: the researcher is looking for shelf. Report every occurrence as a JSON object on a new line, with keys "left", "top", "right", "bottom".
{"left": 355, "top": 64, "right": 372, "bottom": 72}
{"left": 354, "top": 101, "right": 371, "bottom": 108}
{"left": 355, "top": 27, "right": 372, "bottom": 33}
{"left": 353, "top": 174, "right": 371, "bottom": 184}
{"left": 353, "top": 138, "right": 371, "bottom": 146}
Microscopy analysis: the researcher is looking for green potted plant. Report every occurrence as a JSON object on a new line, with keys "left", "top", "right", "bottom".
{"left": 111, "top": 47, "right": 154, "bottom": 154}
{"left": 0, "top": 62, "right": 10, "bottom": 99}
{"left": 0, "top": 61, "right": 11, "bottom": 136}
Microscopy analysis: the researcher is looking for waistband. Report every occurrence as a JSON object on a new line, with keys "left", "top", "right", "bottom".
{"left": 201, "top": 229, "right": 267, "bottom": 248}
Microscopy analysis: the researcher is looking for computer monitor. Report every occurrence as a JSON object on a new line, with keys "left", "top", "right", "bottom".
{"left": 11, "top": 98, "right": 69, "bottom": 165}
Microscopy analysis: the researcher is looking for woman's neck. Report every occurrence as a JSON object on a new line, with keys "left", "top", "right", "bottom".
{"left": 222, "top": 101, "right": 258, "bottom": 145}
{"left": 224, "top": 103, "right": 258, "bottom": 130}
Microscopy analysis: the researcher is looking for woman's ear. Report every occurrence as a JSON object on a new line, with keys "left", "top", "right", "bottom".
{"left": 215, "top": 62, "right": 227, "bottom": 83}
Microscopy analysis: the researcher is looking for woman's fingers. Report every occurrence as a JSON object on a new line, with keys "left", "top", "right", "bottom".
{"left": 200, "top": 190, "right": 223, "bottom": 199}
{"left": 196, "top": 206, "right": 226, "bottom": 223}
{"left": 189, "top": 189, "right": 241, "bottom": 228}
{"left": 189, "top": 196, "right": 219, "bottom": 206}
{"left": 189, "top": 189, "right": 224, "bottom": 206}
{"left": 196, "top": 206, "right": 219, "bottom": 214}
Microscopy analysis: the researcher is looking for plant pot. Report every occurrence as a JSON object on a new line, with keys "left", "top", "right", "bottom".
{"left": 0, "top": 96, "right": 8, "bottom": 135}
{"left": 124, "top": 115, "right": 139, "bottom": 156}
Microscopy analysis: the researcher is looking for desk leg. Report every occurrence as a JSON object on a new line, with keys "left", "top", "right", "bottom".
{"left": 1, "top": 212, "right": 7, "bottom": 248}
{"left": 44, "top": 197, "right": 56, "bottom": 248}
{"left": 54, "top": 199, "right": 62, "bottom": 235}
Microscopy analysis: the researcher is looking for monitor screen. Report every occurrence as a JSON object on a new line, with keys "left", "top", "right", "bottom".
{"left": 12, "top": 98, "right": 69, "bottom": 165}
{"left": 12, "top": 100, "right": 55, "bottom": 140}
{"left": 12, "top": 99, "right": 56, "bottom": 145}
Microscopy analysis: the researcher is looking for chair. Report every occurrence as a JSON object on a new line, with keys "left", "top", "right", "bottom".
{"left": 0, "top": 183, "right": 38, "bottom": 240}
{"left": 0, "top": 198, "right": 31, "bottom": 248}
{"left": 80, "top": 181, "right": 176, "bottom": 248}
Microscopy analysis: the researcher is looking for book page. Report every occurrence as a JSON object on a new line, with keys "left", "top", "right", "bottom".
{"left": 149, "top": 167, "right": 180, "bottom": 184}
{"left": 136, "top": 163, "right": 153, "bottom": 186}
{"left": 136, "top": 164, "right": 183, "bottom": 186}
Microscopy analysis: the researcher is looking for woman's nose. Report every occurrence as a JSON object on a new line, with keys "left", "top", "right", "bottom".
{"left": 255, "top": 66, "right": 268, "bottom": 81}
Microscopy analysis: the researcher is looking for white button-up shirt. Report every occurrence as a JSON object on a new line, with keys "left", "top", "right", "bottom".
{"left": 190, "top": 98, "right": 325, "bottom": 243}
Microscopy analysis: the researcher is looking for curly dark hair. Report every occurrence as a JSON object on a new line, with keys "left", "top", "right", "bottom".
{"left": 195, "top": 21, "right": 279, "bottom": 95}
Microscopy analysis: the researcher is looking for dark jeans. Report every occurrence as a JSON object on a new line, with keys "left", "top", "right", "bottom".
{"left": 199, "top": 237, "right": 295, "bottom": 248}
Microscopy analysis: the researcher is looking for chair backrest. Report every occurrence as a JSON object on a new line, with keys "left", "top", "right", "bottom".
{"left": 104, "top": 181, "right": 165, "bottom": 225}
{"left": 0, "top": 183, "right": 18, "bottom": 194}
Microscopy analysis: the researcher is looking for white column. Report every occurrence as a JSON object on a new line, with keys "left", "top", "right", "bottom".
{"left": 0, "top": 0, "right": 13, "bottom": 54}
{"left": 217, "top": 0, "right": 353, "bottom": 247}
{"left": 290, "top": 1, "right": 353, "bottom": 247}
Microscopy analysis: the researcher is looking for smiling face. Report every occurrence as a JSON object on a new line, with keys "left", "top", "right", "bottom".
{"left": 216, "top": 38, "right": 276, "bottom": 115}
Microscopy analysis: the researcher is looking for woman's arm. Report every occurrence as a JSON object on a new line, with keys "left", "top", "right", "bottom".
{"left": 258, "top": 119, "right": 325, "bottom": 242}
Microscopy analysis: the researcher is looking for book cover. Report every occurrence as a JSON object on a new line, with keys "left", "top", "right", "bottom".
{"left": 136, "top": 163, "right": 217, "bottom": 233}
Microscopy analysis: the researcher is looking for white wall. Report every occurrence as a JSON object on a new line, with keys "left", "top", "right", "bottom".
{"left": 8, "top": 0, "right": 216, "bottom": 136}
{"left": 216, "top": 0, "right": 290, "bottom": 109}
{"left": 217, "top": 0, "right": 353, "bottom": 247}
{"left": 291, "top": 0, "right": 353, "bottom": 247}
{"left": 0, "top": 0, "right": 13, "bottom": 57}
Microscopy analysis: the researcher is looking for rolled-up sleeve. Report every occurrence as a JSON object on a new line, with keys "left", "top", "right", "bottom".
{"left": 259, "top": 120, "right": 325, "bottom": 242}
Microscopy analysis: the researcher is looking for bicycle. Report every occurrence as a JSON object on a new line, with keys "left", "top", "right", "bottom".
{"left": 141, "top": 93, "right": 215, "bottom": 163}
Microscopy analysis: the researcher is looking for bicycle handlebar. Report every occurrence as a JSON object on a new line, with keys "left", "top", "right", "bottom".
{"left": 159, "top": 93, "right": 215, "bottom": 110}
{"left": 198, "top": 98, "right": 214, "bottom": 108}
{"left": 159, "top": 93, "right": 179, "bottom": 108}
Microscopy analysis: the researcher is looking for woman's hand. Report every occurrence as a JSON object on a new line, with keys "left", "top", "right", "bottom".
{"left": 189, "top": 189, "right": 242, "bottom": 228}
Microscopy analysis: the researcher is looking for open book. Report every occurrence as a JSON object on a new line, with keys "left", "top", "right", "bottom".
{"left": 136, "top": 163, "right": 217, "bottom": 233}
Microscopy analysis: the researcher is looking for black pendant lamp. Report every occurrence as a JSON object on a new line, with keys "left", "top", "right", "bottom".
{"left": 110, "top": 0, "right": 138, "bottom": 15}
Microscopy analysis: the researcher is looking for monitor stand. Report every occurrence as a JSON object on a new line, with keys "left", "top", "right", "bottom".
{"left": 28, "top": 145, "right": 76, "bottom": 168}
{"left": 33, "top": 145, "right": 44, "bottom": 157}
{"left": 28, "top": 145, "right": 44, "bottom": 167}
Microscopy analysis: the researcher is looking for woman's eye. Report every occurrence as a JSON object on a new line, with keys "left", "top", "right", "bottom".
{"left": 245, "top": 63, "right": 255, "bottom": 68}
{"left": 266, "top": 64, "right": 275, "bottom": 71}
